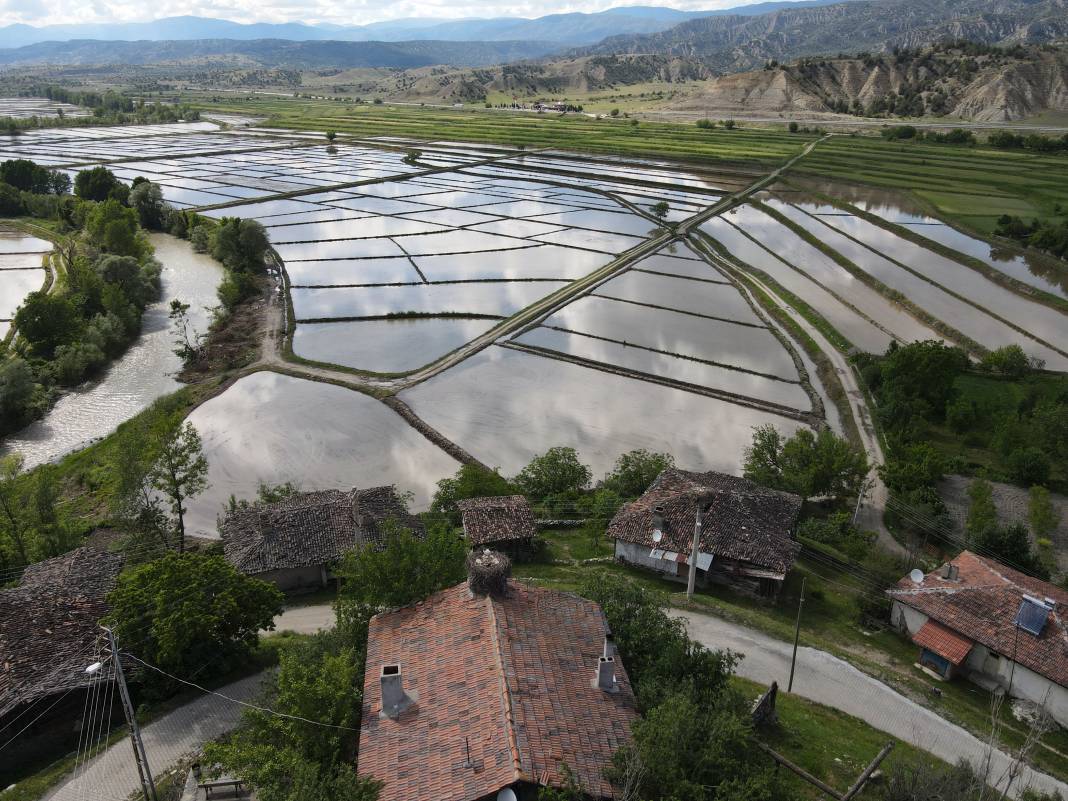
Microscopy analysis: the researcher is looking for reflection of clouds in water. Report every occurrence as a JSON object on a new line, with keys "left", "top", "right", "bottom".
{"left": 292, "top": 281, "right": 568, "bottom": 319}
{"left": 185, "top": 371, "right": 459, "bottom": 536}
{"left": 402, "top": 346, "right": 808, "bottom": 479}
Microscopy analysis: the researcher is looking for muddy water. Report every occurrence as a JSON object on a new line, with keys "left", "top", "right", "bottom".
{"left": 2, "top": 235, "right": 222, "bottom": 467}
{"left": 400, "top": 346, "right": 808, "bottom": 479}
{"left": 184, "top": 371, "right": 459, "bottom": 535}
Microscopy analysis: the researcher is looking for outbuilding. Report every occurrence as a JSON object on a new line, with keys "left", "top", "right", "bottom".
{"left": 455, "top": 494, "right": 536, "bottom": 552}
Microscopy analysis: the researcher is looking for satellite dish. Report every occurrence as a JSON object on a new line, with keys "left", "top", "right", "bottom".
{"left": 497, "top": 790, "right": 518, "bottom": 801}
{"left": 909, "top": 568, "right": 925, "bottom": 585}
{"left": 652, "top": 529, "right": 663, "bottom": 544}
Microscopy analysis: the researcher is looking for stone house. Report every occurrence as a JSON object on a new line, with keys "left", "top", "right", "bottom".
{"left": 221, "top": 486, "right": 424, "bottom": 591}
{"left": 888, "top": 550, "right": 1068, "bottom": 727}
{"left": 607, "top": 468, "right": 802, "bottom": 598}
{"left": 357, "top": 576, "right": 637, "bottom": 800}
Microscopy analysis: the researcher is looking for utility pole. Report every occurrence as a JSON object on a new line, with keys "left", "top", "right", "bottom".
{"left": 104, "top": 626, "right": 159, "bottom": 801}
{"left": 687, "top": 496, "right": 712, "bottom": 601}
{"left": 787, "top": 577, "right": 806, "bottom": 693}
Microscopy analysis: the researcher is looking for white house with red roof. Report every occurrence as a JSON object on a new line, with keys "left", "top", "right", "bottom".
{"left": 887, "top": 551, "right": 1068, "bottom": 727}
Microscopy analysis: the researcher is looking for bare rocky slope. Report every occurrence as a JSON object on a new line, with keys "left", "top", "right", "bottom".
{"left": 672, "top": 45, "right": 1068, "bottom": 121}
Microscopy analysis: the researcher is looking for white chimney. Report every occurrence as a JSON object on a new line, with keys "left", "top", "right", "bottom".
{"left": 595, "top": 656, "right": 618, "bottom": 693}
{"left": 380, "top": 664, "right": 414, "bottom": 719}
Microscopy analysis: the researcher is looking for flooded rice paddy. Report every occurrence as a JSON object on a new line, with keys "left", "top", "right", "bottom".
{"left": 4, "top": 122, "right": 1066, "bottom": 535}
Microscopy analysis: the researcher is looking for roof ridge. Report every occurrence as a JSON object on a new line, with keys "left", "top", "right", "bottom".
{"left": 486, "top": 593, "right": 523, "bottom": 785}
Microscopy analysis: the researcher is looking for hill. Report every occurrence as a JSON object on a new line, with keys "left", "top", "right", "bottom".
{"left": 670, "top": 43, "right": 1068, "bottom": 121}
{"left": 0, "top": 38, "right": 561, "bottom": 69}
{"left": 580, "top": 0, "right": 1068, "bottom": 72}
{"left": 0, "top": 2, "right": 854, "bottom": 49}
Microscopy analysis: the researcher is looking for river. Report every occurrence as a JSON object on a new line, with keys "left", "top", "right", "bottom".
{"left": 2, "top": 234, "right": 223, "bottom": 467}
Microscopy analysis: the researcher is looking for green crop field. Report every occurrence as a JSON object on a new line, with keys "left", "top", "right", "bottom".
{"left": 192, "top": 95, "right": 1068, "bottom": 237}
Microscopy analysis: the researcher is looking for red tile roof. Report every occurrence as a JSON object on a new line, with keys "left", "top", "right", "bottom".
{"left": 912, "top": 619, "right": 973, "bottom": 665}
{"left": 358, "top": 582, "right": 637, "bottom": 801}
{"left": 888, "top": 551, "right": 1068, "bottom": 688}
{"left": 608, "top": 468, "right": 802, "bottom": 575}
{"left": 456, "top": 495, "right": 536, "bottom": 547}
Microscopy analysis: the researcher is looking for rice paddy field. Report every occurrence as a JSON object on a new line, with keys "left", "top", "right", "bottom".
{"left": 0, "top": 227, "right": 51, "bottom": 336}
{"left": 4, "top": 109, "right": 1067, "bottom": 528}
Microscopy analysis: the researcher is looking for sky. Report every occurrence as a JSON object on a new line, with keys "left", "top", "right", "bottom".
{"left": 0, "top": 0, "right": 773, "bottom": 28}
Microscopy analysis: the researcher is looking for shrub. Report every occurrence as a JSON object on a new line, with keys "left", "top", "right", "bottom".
{"left": 0, "top": 181, "right": 23, "bottom": 214}
{"left": 1007, "top": 446, "right": 1051, "bottom": 486}
{"left": 73, "top": 165, "right": 126, "bottom": 202}
{"left": 52, "top": 340, "right": 107, "bottom": 385}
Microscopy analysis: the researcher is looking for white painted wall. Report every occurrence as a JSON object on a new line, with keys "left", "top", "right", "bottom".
{"left": 614, "top": 540, "right": 678, "bottom": 577}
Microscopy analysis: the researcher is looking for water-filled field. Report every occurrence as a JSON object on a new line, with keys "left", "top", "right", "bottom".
{"left": 0, "top": 228, "right": 51, "bottom": 324}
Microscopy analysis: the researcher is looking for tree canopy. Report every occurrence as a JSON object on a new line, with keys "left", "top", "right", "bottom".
{"left": 744, "top": 425, "right": 869, "bottom": 502}
{"left": 601, "top": 449, "right": 674, "bottom": 499}
{"left": 74, "top": 166, "right": 127, "bottom": 202}
{"left": 513, "top": 446, "right": 592, "bottom": 500}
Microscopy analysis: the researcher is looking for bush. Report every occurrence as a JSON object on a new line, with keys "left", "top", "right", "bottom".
{"left": 217, "top": 269, "right": 258, "bottom": 311}
{"left": 0, "top": 181, "right": 23, "bottom": 214}
{"left": 788, "top": 121, "right": 799, "bottom": 133}
{"left": 1007, "top": 446, "right": 1052, "bottom": 486}
{"left": 52, "top": 340, "right": 107, "bottom": 385}
{"left": 695, "top": 118, "right": 715, "bottom": 130}
{"left": 979, "top": 344, "right": 1036, "bottom": 378}
{"left": 73, "top": 165, "right": 126, "bottom": 202}
{"left": 797, "top": 513, "right": 874, "bottom": 562}
{"left": 0, "top": 357, "right": 37, "bottom": 434}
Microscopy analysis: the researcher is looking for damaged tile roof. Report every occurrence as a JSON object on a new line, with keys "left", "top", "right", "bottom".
{"left": 888, "top": 551, "right": 1068, "bottom": 689}
{"left": 221, "top": 486, "right": 424, "bottom": 576}
{"left": 912, "top": 619, "right": 973, "bottom": 665}
{"left": 358, "top": 581, "right": 637, "bottom": 801}
{"left": 0, "top": 547, "right": 124, "bottom": 719}
{"left": 456, "top": 495, "right": 536, "bottom": 547}
{"left": 607, "top": 468, "right": 802, "bottom": 575}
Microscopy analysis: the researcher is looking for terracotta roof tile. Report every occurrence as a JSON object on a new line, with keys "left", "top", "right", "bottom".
{"left": 358, "top": 582, "right": 637, "bottom": 801}
{"left": 607, "top": 468, "right": 802, "bottom": 574}
{"left": 456, "top": 496, "right": 536, "bottom": 547}
{"left": 912, "top": 619, "right": 973, "bottom": 665}
{"left": 888, "top": 551, "right": 1068, "bottom": 688}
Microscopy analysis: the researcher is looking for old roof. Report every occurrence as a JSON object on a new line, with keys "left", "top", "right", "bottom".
{"left": 888, "top": 551, "right": 1068, "bottom": 689}
{"left": 0, "top": 547, "right": 124, "bottom": 719}
{"left": 358, "top": 582, "right": 637, "bottom": 801}
{"left": 913, "top": 619, "right": 973, "bottom": 666}
{"left": 456, "top": 495, "right": 536, "bottom": 546}
{"left": 607, "top": 468, "right": 802, "bottom": 575}
{"left": 221, "top": 486, "right": 425, "bottom": 576}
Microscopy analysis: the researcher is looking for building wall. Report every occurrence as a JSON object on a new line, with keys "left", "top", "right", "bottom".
{"left": 256, "top": 565, "right": 326, "bottom": 592}
{"left": 614, "top": 540, "right": 680, "bottom": 577}
{"left": 890, "top": 602, "right": 1068, "bottom": 727}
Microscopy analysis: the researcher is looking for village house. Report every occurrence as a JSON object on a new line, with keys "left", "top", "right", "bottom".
{"left": 221, "top": 486, "right": 424, "bottom": 591}
{"left": 357, "top": 554, "right": 638, "bottom": 801}
{"left": 887, "top": 550, "right": 1068, "bottom": 727}
{"left": 456, "top": 494, "right": 537, "bottom": 553}
{"left": 0, "top": 547, "right": 125, "bottom": 766}
{"left": 607, "top": 468, "right": 802, "bottom": 598}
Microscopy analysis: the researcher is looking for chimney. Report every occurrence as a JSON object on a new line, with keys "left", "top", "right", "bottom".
{"left": 380, "top": 663, "right": 414, "bottom": 719}
{"left": 942, "top": 563, "right": 959, "bottom": 581}
{"left": 467, "top": 549, "right": 511, "bottom": 597}
{"left": 595, "top": 656, "right": 618, "bottom": 693}
{"left": 652, "top": 505, "right": 665, "bottom": 534}
{"left": 603, "top": 630, "right": 616, "bottom": 659}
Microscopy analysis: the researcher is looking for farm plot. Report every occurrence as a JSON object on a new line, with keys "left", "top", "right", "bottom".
{"left": 399, "top": 345, "right": 809, "bottom": 479}
{"left": 0, "top": 230, "right": 51, "bottom": 325}
{"left": 0, "top": 97, "right": 90, "bottom": 118}
{"left": 846, "top": 199, "right": 1068, "bottom": 301}
{"left": 700, "top": 212, "right": 911, "bottom": 353}
{"left": 767, "top": 199, "right": 1068, "bottom": 369}
{"left": 184, "top": 371, "right": 460, "bottom": 535}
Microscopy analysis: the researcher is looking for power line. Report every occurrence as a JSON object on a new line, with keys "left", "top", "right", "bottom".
{"left": 121, "top": 653, "right": 358, "bottom": 732}
{"left": 0, "top": 687, "right": 78, "bottom": 755}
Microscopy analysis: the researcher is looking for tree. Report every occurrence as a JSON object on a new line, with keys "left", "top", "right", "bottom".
{"left": 430, "top": 463, "right": 515, "bottom": 522}
{"left": 106, "top": 552, "right": 283, "bottom": 691}
{"left": 0, "top": 357, "right": 37, "bottom": 433}
{"left": 1028, "top": 485, "right": 1060, "bottom": 539}
{"left": 212, "top": 217, "right": 270, "bottom": 273}
{"left": 0, "top": 181, "right": 22, "bottom": 215}
{"left": 601, "top": 449, "right": 674, "bottom": 498}
{"left": 972, "top": 521, "right": 1047, "bottom": 579}
{"left": 743, "top": 425, "right": 869, "bottom": 502}
{"left": 965, "top": 478, "right": 998, "bottom": 540}
{"left": 335, "top": 521, "right": 466, "bottom": 626}
{"left": 85, "top": 198, "right": 143, "bottom": 257}
{"left": 651, "top": 201, "right": 669, "bottom": 220}
{"left": 129, "top": 180, "right": 167, "bottom": 230}
{"left": 0, "top": 454, "right": 30, "bottom": 566}
{"left": 169, "top": 299, "right": 204, "bottom": 366}
{"left": 1007, "top": 446, "right": 1051, "bottom": 486}
{"left": 74, "top": 166, "right": 125, "bottom": 202}
{"left": 979, "top": 344, "right": 1036, "bottom": 378}
{"left": 94, "top": 253, "right": 157, "bottom": 306}
{"left": 149, "top": 420, "right": 209, "bottom": 551}
{"left": 13, "top": 291, "right": 80, "bottom": 357}
{"left": 513, "top": 446, "right": 591, "bottom": 499}
{"left": 878, "top": 340, "right": 969, "bottom": 424}
{"left": 788, "top": 121, "right": 799, "bottom": 133}
{"left": 325, "top": 130, "right": 337, "bottom": 142}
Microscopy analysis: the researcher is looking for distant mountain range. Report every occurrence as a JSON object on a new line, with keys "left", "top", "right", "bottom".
{"left": 0, "top": 38, "right": 562, "bottom": 69}
{"left": 578, "top": 0, "right": 1068, "bottom": 72}
{"left": 0, "top": 2, "right": 853, "bottom": 49}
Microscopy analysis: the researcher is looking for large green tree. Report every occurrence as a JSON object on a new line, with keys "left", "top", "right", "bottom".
{"left": 129, "top": 181, "right": 167, "bottom": 230}
{"left": 74, "top": 166, "right": 126, "bottom": 202}
{"left": 430, "top": 463, "right": 515, "bottom": 522}
{"left": 513, "top": 446, "right": 592, "bottom": 500}
{"left": 744, "top": 425, "right": 868, "bottom": 503}
{"left": 212, "top": 217, "right": 270, "bottom": 273}
{"left": 601, "top": 449, "right": 674, "bottom": 498}
{"left": 12, "top": 291, "right": 80, "bottom": 357}
{"left": 85, "top": 198, "right": 144, "bottom": 257}
{"left": 107, "top": 552, "right": 283, "bottom": 692}
{"left": 148, "top": 420, "right": 209, "bottom": 551}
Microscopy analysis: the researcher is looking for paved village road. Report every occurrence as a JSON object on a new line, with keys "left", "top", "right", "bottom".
{"left": 673, "top": 610, "right": 1068, "bottom": 800}
{"left": 43, "top": 672, "right": 268, "bottom": 801}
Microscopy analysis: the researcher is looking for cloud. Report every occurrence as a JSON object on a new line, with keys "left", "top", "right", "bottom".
{"left": 0, "top": 0, "right": 770, "bottom": 28}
